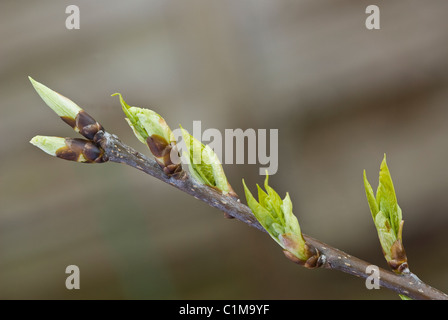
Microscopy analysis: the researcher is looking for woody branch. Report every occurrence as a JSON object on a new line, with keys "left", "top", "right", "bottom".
{"left": 95, "top": 130, "right": 448, "bottom": 300}
{"left": 29, "top": 77, "right": 448, "bottom": 300}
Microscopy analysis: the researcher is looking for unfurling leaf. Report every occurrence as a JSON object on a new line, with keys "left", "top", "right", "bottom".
{"left": 363, "top": 154, "right": 408, "bottom": 274}
{"left": 114, "top": 93, "right": 181, "bottom": 175}
{"left": 243, "top": 175, "right": 312, "bottom": 263}
{"left": 180, "top": 127, "right": 235, "bottom": 196}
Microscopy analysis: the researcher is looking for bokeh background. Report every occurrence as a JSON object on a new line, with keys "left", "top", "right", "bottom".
{"left": 1, "top": 0, "right": 448, "bottom": 300}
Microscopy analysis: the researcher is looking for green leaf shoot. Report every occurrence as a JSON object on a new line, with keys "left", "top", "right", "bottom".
{"left": 243, "top": 174, "right": 308, "bottom": 261}
{"left": 363, "top": 154, "right": 408, "bottom": 274}
{"left": 180, "top": 127, "right": 231, "bottom": 194}
{"left": 113, "top": 93, "right": 174, "bottom": 144}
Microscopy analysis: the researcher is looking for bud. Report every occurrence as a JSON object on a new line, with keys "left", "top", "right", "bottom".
{"left": 113, "top": 93, "right": 181, "bottom": 175}
{"left": 180, "top": 127, "right": 236, "bottom": 196}
{"left": 29, "top": 77, "right": 103, "bottom": 140}
{"left": 30, "top": 136, "right": 106, "bottom": 163}
{"left": 243, "top": 174, "right": 315, "bottom": 265}
{"left": 363, "top": 154, "right": 408, "bottom": 274}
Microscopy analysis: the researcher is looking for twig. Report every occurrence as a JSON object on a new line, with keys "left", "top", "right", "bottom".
{"left": 95, "top": 130, "right": 448, "bottom": 300}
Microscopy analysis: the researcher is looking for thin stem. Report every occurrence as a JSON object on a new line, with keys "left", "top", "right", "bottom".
{"left": 95, "top": 131, "right": 448, "bottom": 300}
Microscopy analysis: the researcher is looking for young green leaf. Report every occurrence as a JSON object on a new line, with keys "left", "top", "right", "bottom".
{"left": 363, "top": 170, "right": 380, "bottom": 219}
{"left": 113, "top": 93, "right": 174, "bottom": 144}
{"left": 180, "top": 127, "right": 234, "bottom": 195}
{"left": 376, "top": 156, "right": 400, "bottom": 235}
{"left": 374, "top": 211, "right": 397, "bottom": 262}
{"left": 114, "top": 93, "right": 181, "bottom": 175}
{"left": 243, "top": 175, "right": 310, "bottom": 262}
{"left": 363, "top": 154, "right": 408, "bottom": 274}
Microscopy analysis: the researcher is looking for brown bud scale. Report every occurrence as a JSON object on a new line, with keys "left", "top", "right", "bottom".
{"left": 76, "top": 110, "right": 104, "bottom": 140}
{"left": 388, "top": 239, "right": 408, "bottom": 274}
{"left": 56, "top": 138, "right": 106, "bottom": 163}
{"left": 55, "top": 148, "right": 79, "bottom": 161}
{"left": 283, "top": 250, "right": 305, "bottom": 266}
{"left": 283, "top": 245, "right": 323, "bottom": 269}
{"left": 223, "top": 212, "right": 234, "bottom": 219}
{"left": 60, "top": 116, "right": 76, "bottom": 129}
{"left": 147, "top": 134, "right": 182, "bottom": 175}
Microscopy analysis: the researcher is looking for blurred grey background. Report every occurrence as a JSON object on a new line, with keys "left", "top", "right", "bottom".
{"left": 1, "top": 0, "right": 448, "bottom": 299}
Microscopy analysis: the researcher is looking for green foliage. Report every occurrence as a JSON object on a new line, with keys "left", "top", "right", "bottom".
{"left": 113, "top": 93, "right": 174, "bottom": 144}
{"left": 363, "top": 154, "right": 405, "bottom": 266}
{"left": 243, "top": 175, "right": 308, "bottom": 261}
{"left": 180, "top": 127, "right": 231, "bottom": 194}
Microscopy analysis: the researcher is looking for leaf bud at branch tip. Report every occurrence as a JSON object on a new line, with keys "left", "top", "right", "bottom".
{"left": 30, "top": 136, "right": 106, "bottom": 163}
{"left": 29, "top": 77, "right": 104, "bottom": 140}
